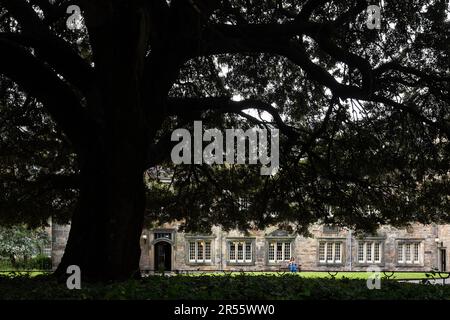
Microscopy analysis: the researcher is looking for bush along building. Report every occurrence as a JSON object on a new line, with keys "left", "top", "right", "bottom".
{"left": 51, "top": 222, "right": 449, "bottom": 272}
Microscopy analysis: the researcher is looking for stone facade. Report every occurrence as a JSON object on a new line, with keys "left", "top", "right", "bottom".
{"left": 51, "top": 222, "right": 450, "bottom": 272}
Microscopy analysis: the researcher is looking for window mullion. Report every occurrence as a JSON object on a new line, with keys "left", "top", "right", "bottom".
{"left": 331, "top": 242, "right": 336, "bottom": 263}
{"left": 402, "top": 244, "right": 405, "bottom": 263}
{"left": 195, "top": 241, "right": 198, "bottom": 263}
{"left": 371, "top": 242, "right": 374, "bottom": 262}
{"left": 274, "top": 242, "right": 277, "bottom": 262}
{"left": 202, "top": 241, "right": 206, "bottom": 263}
{"left": 363, "top": 242, "right": 366, "bottom": 263}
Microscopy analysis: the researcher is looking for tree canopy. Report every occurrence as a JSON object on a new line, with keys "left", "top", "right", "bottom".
{"left": 0, "top": 0, "right": 449, "bottom": 279}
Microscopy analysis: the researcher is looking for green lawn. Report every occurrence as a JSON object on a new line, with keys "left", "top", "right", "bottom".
{"left": 178, "top": 271, "right": 445, "bottom": 280}
{"left": 2, "top": 269, "right": 447, "bottom": 281}
{"left": 1, "top": 270, "right": 443, "bottom": 280}
{"left": 0, "top": 271, "right": 49, "bottom": 277}
{"left": 288, "top": 271, "right": 437, "bottom": 280}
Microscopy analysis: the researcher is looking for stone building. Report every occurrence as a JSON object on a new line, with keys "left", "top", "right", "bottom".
{"left": 51, "top": 221, "right": 450, "bottom": 272}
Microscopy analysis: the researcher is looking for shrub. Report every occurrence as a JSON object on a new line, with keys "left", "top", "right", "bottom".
{"left": 3, "top": 255, "right": 52, "bottom": 271}
{"left": 0, "top": 226, "right": 50, "bottom": 267}
{"left": 0, "top": 274, "right": 449, "bottom": 300}
{"left": 27, "top": 255, "right": 52, "bottom": 270}
{"left": 0, "top": 258, "right": 11, "bottom": 270}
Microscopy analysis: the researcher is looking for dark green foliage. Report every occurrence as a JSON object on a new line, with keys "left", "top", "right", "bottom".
{"left": 1, "top": 0, "right": 450, "bottom": 238}
{"left": 0, "top": 77, "right": 77, "bottom": 227}
{"left": 1, "top": 255, "right": 52, "bottom": 271}
{"left": 144, "top": 0, "right": 450, "bottom": 234}
{"left": 0, "top": 274, "right": 449, "bottom": 300}
{"left": 19, "top": 255, "right": 52, "bottom": 270}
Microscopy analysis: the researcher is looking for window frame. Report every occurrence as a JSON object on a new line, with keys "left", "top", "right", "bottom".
{"left": 265, "top": 237, "right": 295, "bottom": 265}
{"left": 355, "top": 238, "right": 385, "bottom": 266}
{"left": 317, "top": 238, "right": 346, "bottom": 266}
{"left": 185, "top": 235, "right": 215, "bottom": 265}
{"left": 226, "top": 238, "right": 256, "bottom": 265}
{"left": 152, "top": 229, "right": 175, "bottom": 242}
{"left": 396, "top": 239, "right": 423, "bottom": 266}
{"left": 154, "top": 232, "right": 172, "bottom": 240}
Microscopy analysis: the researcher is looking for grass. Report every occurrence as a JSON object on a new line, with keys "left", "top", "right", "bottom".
{"left": 0, "top": 271, "right": 49, "bottom": 277}
{"left": 0, "top": 270, "right": 444, "bottom": 280}
{"left": 286, "top": 271, "right": 434, "bottom": 280}
{"left": 177, "top": 271, "right": 442, "bottom": 280}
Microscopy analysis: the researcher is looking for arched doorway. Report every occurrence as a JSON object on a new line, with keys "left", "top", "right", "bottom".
{"left": 154, "top": 241, "right": 172, "bottom": 271}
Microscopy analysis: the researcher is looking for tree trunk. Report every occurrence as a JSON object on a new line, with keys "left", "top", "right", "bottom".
{"left": 55, "top": 3, "right": 155, "bottom": 282}
{"left": 55, "top": 141, "right": 146, "bottom": 281}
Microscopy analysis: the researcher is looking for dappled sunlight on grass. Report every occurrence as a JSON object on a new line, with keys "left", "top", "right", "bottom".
{"left": 0, "top": 271, "right": 48, "bottom": 278}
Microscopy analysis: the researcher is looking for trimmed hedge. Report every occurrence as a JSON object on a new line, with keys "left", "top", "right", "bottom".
{"left": 0, "top": 274, "right": 450, "bottom": 300}
{"left": 0, "top": 255, "right": 52, "bottom": 271}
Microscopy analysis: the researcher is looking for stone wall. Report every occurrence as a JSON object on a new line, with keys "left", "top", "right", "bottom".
{"left": 51, "top": 223, "right": 70, "bottom": 270}
{"left": 438, "top": 225, "right": 450, "bottom": 271}
{"left": 51, "top": 221, "right": 449, "bottom": 272}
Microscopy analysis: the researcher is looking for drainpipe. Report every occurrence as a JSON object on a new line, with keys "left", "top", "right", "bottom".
{"left": 219, "top": 227, "right": 223, "bottom": 270}
{"left": 349, "top": 229, "right": 352, "bottom": 271}
{"left": 434, "top": 223, "right": 439, "bottom": 270}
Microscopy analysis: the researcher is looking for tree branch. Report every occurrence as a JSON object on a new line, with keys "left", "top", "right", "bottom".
{"left": 167, "top": 96, "right": 299, "bottom": 138}
{"left": 296, "top": 0, "right": 331, "bottom": 21}
{"left": 277, "top": 41, "right": 368, "bottom": 99}
{"left": 0, "top": 0, "right": 93, "bottom": 94}
{"left": 197, "top": 21, "right": 371, "bottom": 100}
{"left": 309, "top": 27, "right": 374, "bottom": 95}
{"left": 199, "top": 21, "right": 324, "bottom": 57}
{"left": 0, "top": 39, "right": 90, "bottom": 151}
{"left": 331, "top": 0, "right": 367, "bottom": 26}
{"left": 374, "top": 62, "right": 450, "bottom": 83}
{"left": 372, "top": 94, "right": 450, "bottom": 138}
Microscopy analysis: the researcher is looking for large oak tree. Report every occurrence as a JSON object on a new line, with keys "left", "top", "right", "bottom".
{"left": 0, "top": 0, "right": 449, "bottom": 281}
